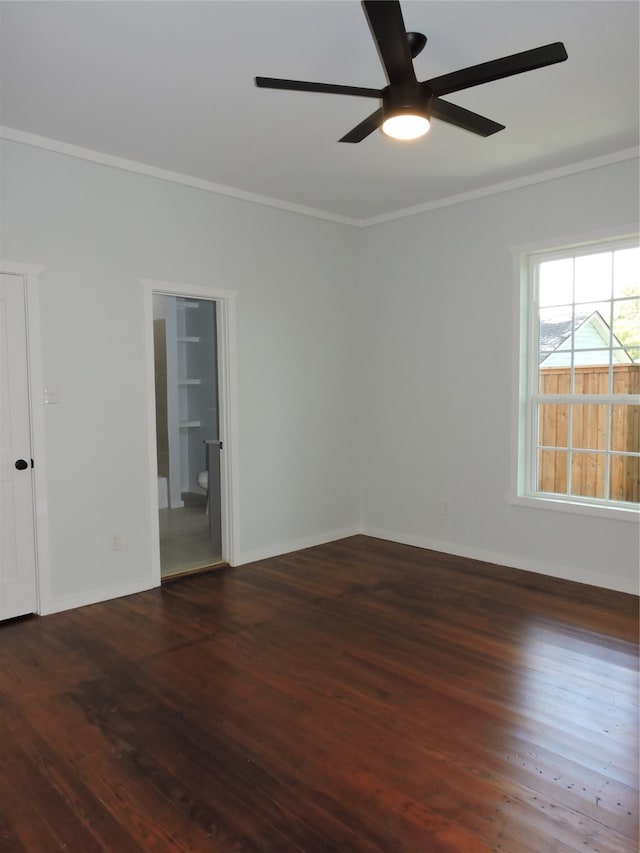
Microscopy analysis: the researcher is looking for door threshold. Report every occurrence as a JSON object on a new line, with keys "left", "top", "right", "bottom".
{"left": 161, "top": 561, "right": 229, "bottom": 584}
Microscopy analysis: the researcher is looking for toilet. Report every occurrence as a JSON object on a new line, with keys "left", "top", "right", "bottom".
{"left": 197, "top": 470, "right": 209, "bottom": 515}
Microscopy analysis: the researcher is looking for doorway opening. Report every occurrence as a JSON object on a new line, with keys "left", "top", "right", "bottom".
{"left": 142, "top": 280, "right": 237, "bottom": 584}
{"left": 153, "top": 294, "right": 222, "bottom": 578}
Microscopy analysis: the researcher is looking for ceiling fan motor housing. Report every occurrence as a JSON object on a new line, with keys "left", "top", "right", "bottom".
{"left": 382, "top": 84, "right": 431, "bottom": 122}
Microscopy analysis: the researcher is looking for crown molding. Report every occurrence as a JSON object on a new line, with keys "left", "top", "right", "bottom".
{"left": 1, "top": 126, "right": 637, "bottom": 229}
{"left": 0, "top": 126, "right": 360, "bottom": 228}
{"left": 358, "top": 148, "right": 640, "bottom": 227}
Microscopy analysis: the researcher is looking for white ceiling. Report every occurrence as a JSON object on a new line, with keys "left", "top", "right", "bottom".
{"left": 1, "top": 1, "right": 638, "bottom": 223}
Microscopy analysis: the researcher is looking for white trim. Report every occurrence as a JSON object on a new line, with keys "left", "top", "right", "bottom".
{"left": 363, "top": 526, "right": 639, "bottom": 596}
{"left": 0, "top": 126, "right": 359, "bottom": 228}
{"left": 510, "top": 225, "right": 639, "bottom": 503}
{"left": 510, "top": 230, "right": 640, "bottom": 517}
{"left": 507, "top": 492, "right": 639, "bottom": 521}
{"left": 234, "top": 527, "right": 361, "bottom": 567}
{"left": 358, "top": 149, "right": 640, "bottom": 226}
{"left": 2, "top": 126, "right": 637, "bottom": 229}
{"left": 41, "top": 576, "right": 157, "bottom": 616}
{"left": 140, "top": 278, "right": 240, "bottom": 586}
{"left": 215, "top": 292, "right": 241, "bottom": 567}
{"left": 510, "top": 224, "right": 640, "bottom": 259}
{"left": 510, "top": 250, "right": 529, "bottom": 507}
{"left": 0, "top": 261, "right": 52, "bottom": 615}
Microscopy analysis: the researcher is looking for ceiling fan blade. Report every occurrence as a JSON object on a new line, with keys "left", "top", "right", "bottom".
{"left": 362, "top": 0, "right": 416, "bottom": 85}
{"left": 339, "top": 108, "right": 384, "bottom": 143}
{"left": 255, "top": 77, "right": 383, "bottom": 98}
{"left": 428, "top": 97, "right": 505, "bottom": 136}
{"left": 426, "top": 42, "right": 568, "bottom": 97}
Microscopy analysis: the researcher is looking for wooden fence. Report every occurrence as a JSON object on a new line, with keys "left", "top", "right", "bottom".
{"left": 538, "top": 365, "right": 639, "bottom": 502}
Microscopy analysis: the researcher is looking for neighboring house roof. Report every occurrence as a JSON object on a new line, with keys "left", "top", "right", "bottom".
{"left": 539, "top": 310, "right": 591, "bottom": 357}
{"left": 539, "top": 310, "right": 633, "bottom": 366}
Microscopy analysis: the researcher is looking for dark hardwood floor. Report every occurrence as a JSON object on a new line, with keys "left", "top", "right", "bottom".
{"left": 0, "top": 535, "right": 637, "bottom": 852}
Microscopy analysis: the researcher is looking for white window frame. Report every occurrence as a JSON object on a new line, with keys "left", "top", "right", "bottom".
{"left": 511, "top": 229, "right": 640, "bottom": 521}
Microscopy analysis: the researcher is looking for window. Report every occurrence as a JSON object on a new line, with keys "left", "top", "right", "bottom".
{"left": 519, "top": 235, "right": 639, "bottom": 513}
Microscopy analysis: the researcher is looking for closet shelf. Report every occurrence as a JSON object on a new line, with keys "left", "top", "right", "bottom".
{"left": 179, "top": 379, "right": 201, "bottom": 385}
{"left": 179, "top": 420, "right": 202, "bottom": 428}
{"left": 177, "top": 336, "right": 200, "bottom": 343}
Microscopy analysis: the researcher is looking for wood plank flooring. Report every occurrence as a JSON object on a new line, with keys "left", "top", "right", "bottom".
{"left": 0, "top": 535, "right": 637, "bottom": 852}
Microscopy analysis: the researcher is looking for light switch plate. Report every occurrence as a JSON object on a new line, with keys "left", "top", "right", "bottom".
{"left": 44, "top": 384, "right": 60, "bottom": 405}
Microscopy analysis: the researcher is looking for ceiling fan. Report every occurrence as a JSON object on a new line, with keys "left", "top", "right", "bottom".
{"left": 255, "top": 0, "right": 568, "bottom": 142}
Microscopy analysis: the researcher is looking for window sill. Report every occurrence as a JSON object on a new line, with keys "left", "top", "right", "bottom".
{"left": 508, "top": 492, "right": 640, "bottom": 521}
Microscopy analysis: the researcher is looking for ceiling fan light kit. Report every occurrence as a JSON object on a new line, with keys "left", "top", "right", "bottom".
{"left": 255, "top": 0, "right": 567, "bottom": 145}
{"left": 380, "top": 85, "right": 431, "bottom": 140}
{"left": 381, "top": 113, "right": 430, "bottom": 141}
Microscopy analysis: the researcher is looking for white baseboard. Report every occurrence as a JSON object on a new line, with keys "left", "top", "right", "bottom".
{"left": 362, "top": 526, "right": 639, "bottom": 596}
{"left": 39, "top": 529, "right": 361, "bottom": 616}
{"left": 38, "top": 525, "right": 636, "bottom": 617}
{"left": 234, "top": 527, "right": 362, "bottom": 567}
{"left": 40, "top": 575, "right": 157, "bottom": 616}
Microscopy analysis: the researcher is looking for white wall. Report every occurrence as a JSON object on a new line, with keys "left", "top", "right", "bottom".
{"left": 1, "top": 140, "right": 360, "bottom": 612}
{"left": 2, "top": 140, "right": 638, "bottom": 611}
{"left": 358, "top": 158, "right": 639, "bottom": 594}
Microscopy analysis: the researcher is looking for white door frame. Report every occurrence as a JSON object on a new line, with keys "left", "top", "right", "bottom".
{"left": 141, "top": 278, "right": 239, "bottom": 583}
{"left": 0, "top": 261, "right": 52, "bottom": 615}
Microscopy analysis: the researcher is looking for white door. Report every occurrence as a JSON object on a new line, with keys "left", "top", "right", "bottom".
{"left": 0, "top": 273, "right": 37, "bottom": 619}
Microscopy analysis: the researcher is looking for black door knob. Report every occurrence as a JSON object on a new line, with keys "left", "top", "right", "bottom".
{"left": 15, "top": 459, "right": 28, "bottom": 470}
